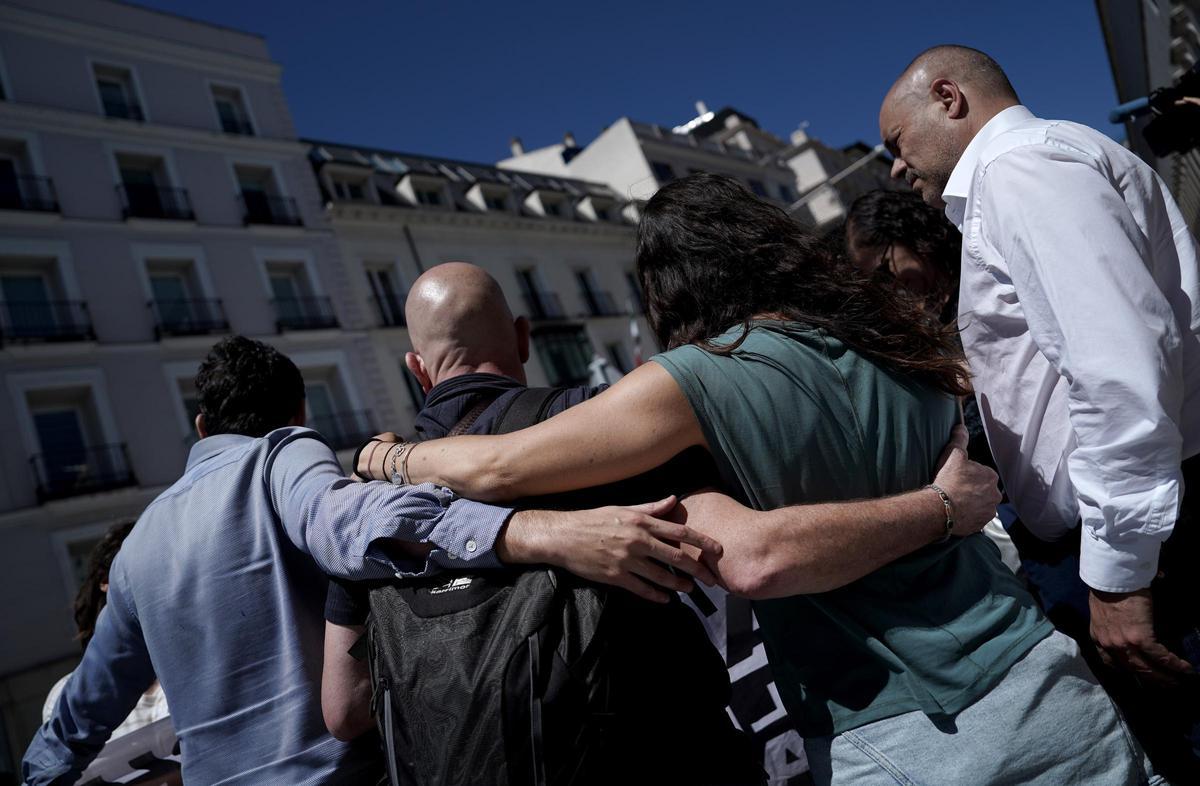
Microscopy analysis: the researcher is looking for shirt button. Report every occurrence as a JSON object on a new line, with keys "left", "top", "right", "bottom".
{"left": 446, "top": 552, "right": 457, "bottom": 561}
{"left": 394, "top": 571, "right": 404, "bottom": 579}
{"left": 465, "top": 539, "right": 477, "bottom": 553}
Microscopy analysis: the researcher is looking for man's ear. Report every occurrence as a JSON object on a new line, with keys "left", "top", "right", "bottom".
{"left": 289, "top": 400, "right": 306, "bottom": 428}
{"left": 515, "top": 316, "right": 531, "bottom": 364}
{"left": 194, "top": 412, "right": 208, "bottom": 440}
{"left": 931, "top": 78, "right": 968, "bottom": 120}
{"left": 406, "top": 351, "right": 434, "bottom": 393}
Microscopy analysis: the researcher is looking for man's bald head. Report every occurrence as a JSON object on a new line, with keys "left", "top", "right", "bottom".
{"left": 890, "top": 46, "right": 1018, "bottom": 107}
{"left": 404, "top": 262, "right": 529, "bottom": 390}
{"left": 880, "top": 45, "right": 1020, "bottom": 207}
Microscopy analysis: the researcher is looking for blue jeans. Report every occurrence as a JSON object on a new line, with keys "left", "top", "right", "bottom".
{"left": 804, "top": 632, "right": 1160, "bottom": 786}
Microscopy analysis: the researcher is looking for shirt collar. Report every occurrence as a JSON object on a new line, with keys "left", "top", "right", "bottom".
{"left": 942, "top": 105, "right": 1033, "bottom": 225}
{"left": 185, "top": 433, "right": 253, "bottom": 472}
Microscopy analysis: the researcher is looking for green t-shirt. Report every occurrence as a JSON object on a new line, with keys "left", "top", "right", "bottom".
{"left": 654, "top": 321, "right": 1051, "bottom": 736}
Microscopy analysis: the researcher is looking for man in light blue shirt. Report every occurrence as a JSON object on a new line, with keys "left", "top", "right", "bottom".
{"left": 24, "top": 336, "right": 716, "bottom": 785}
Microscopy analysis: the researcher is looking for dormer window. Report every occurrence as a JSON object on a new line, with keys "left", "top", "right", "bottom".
{"left": 577, "top": 195, "right": 615, "bottom": 223}
{"left": 396, "top": 174, "right": 448, "bottom": 208}
{"left": 466, "top": 182, "right": 510, "bottom": 213}
{"left": 525, "top": 190, "right": 570, "bottom": 219}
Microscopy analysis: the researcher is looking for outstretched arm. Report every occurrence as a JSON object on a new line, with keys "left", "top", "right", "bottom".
{"left": 358, "top": 362, "right": 703, "bottom": 502}
{"left": 673, "top": 426, "right": 1002, "bottom": 599}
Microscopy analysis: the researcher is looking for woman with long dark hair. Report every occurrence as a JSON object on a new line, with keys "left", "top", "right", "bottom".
{"left": 358, "top": 174, "right": 1151, "bottom": 784}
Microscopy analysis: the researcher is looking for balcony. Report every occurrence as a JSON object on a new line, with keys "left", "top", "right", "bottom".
{"left": 272, "top": 296, "right": 339, "bottom": 331}
{"left": 0, "top": 175, "right": 60, "bottom": 213}
{"left": 31, "top": 443, "right": 136, "bottom": 502}
{"left": 372, "top": 292, "right": 406, "bottom": 327}
{"left": 102, "top": 98, "right": 144, "bottom": 122}
{"left": 150, "top": 298, "right": 229, "bottom": 339}
{"left": 522, "top": 290, "right": 566, "bottom": 321}
{"left": 580, "top": 288, "right": 623, "bottom": 317}
{"left": 309, "top": 410, "right": 376, "bottom": 451}
{"left": 117, "top": 184, "right": 195, "bottom": 221}
{"left": 0, "top": 300, "right": 93, "bottom": 344}
{"left": 241, "top": 192, "right": 302, "bottom": 226}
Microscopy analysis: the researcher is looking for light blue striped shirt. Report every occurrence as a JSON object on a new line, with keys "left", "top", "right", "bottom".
{"left": 24, "top": 427, "right": 512, "bottom": 785}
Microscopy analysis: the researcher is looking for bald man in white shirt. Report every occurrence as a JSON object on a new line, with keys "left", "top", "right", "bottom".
{"left": 880, "top": 44, "right": 1200, "bottom": 780}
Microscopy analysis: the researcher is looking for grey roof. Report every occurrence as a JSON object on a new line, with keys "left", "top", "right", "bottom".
{"left": 304, "top": 139, "right": 623, "bottom": 209}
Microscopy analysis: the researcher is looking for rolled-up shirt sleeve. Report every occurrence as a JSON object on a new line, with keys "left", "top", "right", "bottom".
{"left": 980, "top": 147, "right": 1185, "bottom": 592}
{"left": 265, "top": 430, "right": 513, "bottom": 579}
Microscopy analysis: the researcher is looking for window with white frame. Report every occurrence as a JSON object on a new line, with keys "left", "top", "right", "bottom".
{"left": 93, "top": 64, "right": 143, "bottom": 121}
{"left": 299, "top": 367, "right": 372, "bottom": 451}
{"left": 331, "top": 174, "right": 369, "bottom": 202}
{"left": 144, "top": 257, "right": 226, "bottom": 338}
{"left": 235, "top": 164, "right": 298, "bottom": 226}
{"left": 364, "top": 263, "right": 405, "bottom": 327}
{"left": 211, "top": 85, "right": 254, "bottom": 135}
{"left": 22, "top": 384, "right": 133, "bottom": 501}
{"left": 0, "top": 138, "right": 56, "bottom": 212}
{"left": 115, "top": 152, "right": 192, "bottom": 220}
{"left": 0, "top": 254, "right": 90, "bottom": 342}
{"left": 606, "top": 342, "right": 632, "bottom": 375}
{"left": 266, "top": 261, "right": 335, "bottom": 330}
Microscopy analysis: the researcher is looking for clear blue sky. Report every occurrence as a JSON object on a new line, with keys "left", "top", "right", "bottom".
{"left": 133, "top": 0, "right": 1122, "bottom": 163}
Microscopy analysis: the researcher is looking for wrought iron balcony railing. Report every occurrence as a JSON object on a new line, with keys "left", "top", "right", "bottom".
{"left": 272, "top": 296, "right": 339, "bottom": 331}
{"left": 0, "top": 300, "right": 93, "bottom": 344}
{"left": 150, "top": 298, "right": 229, "bottom": 338}
{"left": 0, "top": 175, "right": 59, "bottom": 212}
{"left": 580, "top": 288, "right": 623, "bottom": 317}
{"left": 522, "top": 290, "right": 566, "bottom": 321}
{"left": 102, "top": 98, "right": 144, "bottom": 121}
{"left": 31, "top": 443, "right": 136, "bottom": 502}
{"left": 372, "top": 292, "right": 406, "bottom": 327}
{"left": 309, "top": 410, "right": 377, "bottom": 452}
{"left": 117, "top": 184, "right": 195, "bottom": 221}
{"left": 240, "top": 192, "right": 302, "bottom": 226}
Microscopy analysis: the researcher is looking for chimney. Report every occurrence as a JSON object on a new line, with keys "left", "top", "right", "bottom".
{"left": 510, "top": 136, "right": 524, "bottom": 157}
{"left": 695, "top": 100, "right": 709, "bottom": 116}
{"left": 563, "top": 131, "right": 577, "bottom": 148}
{"left": 790, "top": 121, "right": 811, "bottom": 146}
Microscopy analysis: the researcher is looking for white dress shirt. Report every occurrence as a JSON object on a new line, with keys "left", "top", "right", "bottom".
{"left": 943, "top": 105, "right": 1200, "bottom": 593}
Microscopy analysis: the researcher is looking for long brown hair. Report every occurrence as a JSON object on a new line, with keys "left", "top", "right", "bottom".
{"left": 636, "top": 173, "right": 969, "bottom": 396}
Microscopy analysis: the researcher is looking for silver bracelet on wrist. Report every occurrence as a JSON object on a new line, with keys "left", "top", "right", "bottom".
{"left": 927, "top": 483, "right": 955, "bottom": 543}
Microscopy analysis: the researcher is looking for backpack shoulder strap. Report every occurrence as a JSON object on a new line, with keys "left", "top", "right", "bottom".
{"left": 492, "top": 388, "right": 560, "bottom": 435}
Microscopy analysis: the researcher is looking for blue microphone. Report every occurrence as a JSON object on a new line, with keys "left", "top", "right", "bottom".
{"left": 1109, "top": 96, "right": 1152, "bottom": 124}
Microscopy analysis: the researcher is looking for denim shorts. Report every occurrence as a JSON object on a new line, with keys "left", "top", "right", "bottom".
{"left": 804, "top": 632, "right": 1161, "bottom": 786}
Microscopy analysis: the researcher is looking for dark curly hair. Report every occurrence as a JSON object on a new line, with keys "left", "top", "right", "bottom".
{"left": 636, "top": 173, "right": 969, "bottom": 396}
{"left": 73, "top": 520, "right": 136, "bottom": 650}
{"left": 845, "top": 189, "right": 962, "bottom": 318}
{"left": 195, "top": 336, "right": 305, "bottom": 438}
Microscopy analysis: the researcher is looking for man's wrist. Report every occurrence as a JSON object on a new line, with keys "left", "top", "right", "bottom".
{"left": 917, "top": 486, "right": 952, "bottom": 543}
{"left": 495, "top": 510, "right": 550, "bottom": 565}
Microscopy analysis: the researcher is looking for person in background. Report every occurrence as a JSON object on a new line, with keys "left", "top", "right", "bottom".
{"left": 41, "top": 521, "right": 169, "bottom": 738}
{"left": 840, "top": 189, "right": 1023, "bottom": 574}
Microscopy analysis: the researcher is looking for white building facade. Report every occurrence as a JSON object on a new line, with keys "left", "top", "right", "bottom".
{"left": 0, "top": 1, "right": 397, "bottom": 771}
